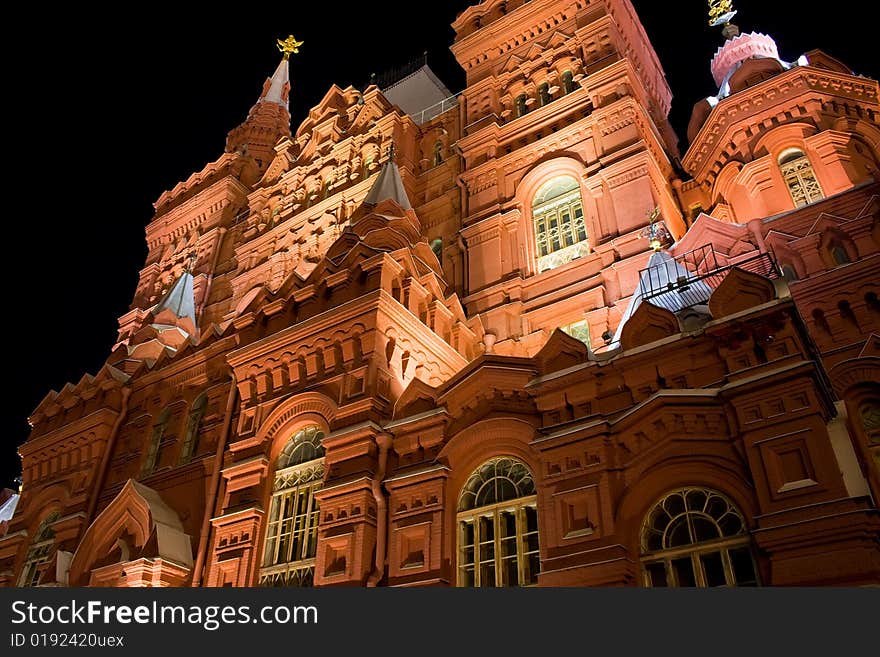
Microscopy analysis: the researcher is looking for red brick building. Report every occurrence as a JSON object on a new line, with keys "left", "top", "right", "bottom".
{"left": 2, "top": 0, "right": 877, "bottom": 588}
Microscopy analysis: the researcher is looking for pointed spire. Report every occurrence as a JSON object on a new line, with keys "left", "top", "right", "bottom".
{"left": 363, "top": 148, "right": 413, "bottom": 210}
{"left": 153, "top": 270, "right": 197, "bottom": 330}
{"left": 260, "top": 58, "right": 290, "bottom": 109}
{"left": 225, "top": 38, "right": 296, "bottom": 167}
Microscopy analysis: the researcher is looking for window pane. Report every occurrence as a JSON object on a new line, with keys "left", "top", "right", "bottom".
{"left": 717, "top": 512, "right": 743, "bottom": 537}
{"left": 692, "top": 516, "right": 721, "bottom": 543}
{"left": 645, "top": 562, "right": 668, "bottom": 587}
{"left": 672, "top": 557, "right": 696, "bottom": 587}
{"left": 460, "top": 565, "right": 475, "bottom": 587}
{"left": 700, "top": 552, "right": 727, "bottom": 587}
{"left": 686, "top": 489, "right": 707, "bottom": 512}
{"left": 524, "top": 506, "right": 538, "bottom": 533}
{"left": 525, "top": 553, "right": 540, "bottom": 586}
{"left": 501, "top": 557, "right": 519, "bottom": 587}
{"left": 666, "top": 517, "right": 692, "bottom": 548}
{"left": 664, "top": 493, "right": 685, "bottom": 517}
{"left": 479, "top": 562, "right": 496, "bottom": 587}
{"left": 460, "top": 521, "right": 475, "bottom": 548}
{"left": 729, "top": 547, "right": 758, "bottom": 587}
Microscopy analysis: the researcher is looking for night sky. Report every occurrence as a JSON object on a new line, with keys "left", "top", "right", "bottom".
{"left": 4, "top": 2, "right": 875, "bottom": 489}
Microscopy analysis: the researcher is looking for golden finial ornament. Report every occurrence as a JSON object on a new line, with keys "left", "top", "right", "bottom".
{"left": 708, "top": 0, "right": 737, "bottom": 27}
{"left": 277, "top": 35, "right": 304, "bottom": 60}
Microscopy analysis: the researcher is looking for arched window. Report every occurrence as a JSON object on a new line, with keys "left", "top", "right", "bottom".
{"left": 19, "top": 511, "right": 60, "bottom": 587}
{"left": 515, "top": 94, "right": 528, "bottom": 118}
{"left": 538, "top": 83, "right": 551, "bottom": 107}
{"left": 457, "top": 457, "right": 539, "bottom": 587}
{"left": 641, "top": 488, "right": 759, "bottom": 587}
{"left": 779, "top": 150, "right": 824, "bottom": 208}
{"left": 532, "top": 176, "right": 589, "bottom": 272}
{"left": 142, "top": 407, "right": 171, "bottom": 476}
{"left": 260, "top": 425, "right": 325, "bottom": 587}
{"left": 433, "top": 140, "right": 444, "bottom": 166}
{"left": 179, "top": 393, "right": 207, "bottom": 463}
{"left": 781, "top": 264, "right": 799, "bottom": 282}
{"left": 562, "top": 70, "right": 576, "bottom": 94}
{"left": 861, "top": 399, "right": 880, "bottom": 445}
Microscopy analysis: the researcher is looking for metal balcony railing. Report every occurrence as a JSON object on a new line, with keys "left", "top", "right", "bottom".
{"left": 638, "top": 244, "right": 781, "bottom": 313}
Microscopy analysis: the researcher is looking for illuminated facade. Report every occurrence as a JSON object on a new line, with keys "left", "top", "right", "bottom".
{"left": 2, "top": 0, "right": 878, "bottom": 588}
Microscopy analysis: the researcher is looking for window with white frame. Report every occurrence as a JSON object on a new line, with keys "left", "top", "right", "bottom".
{"left": 779, "top": 150, "right": 824, "bottom": 208}
{"left": 457, "top": 457, "right": 540, "bottom": 587}
{"left": 532, "top": 176, "right": 589, "bottom": 273}
{"left": 259, "top": 425, "right": 325, "bottom": 587}
{"left": 641, "top": 488, "right": 759, "bottom": 588}
{"left": 19, "top": 511, "right": 60, "bottom": 587}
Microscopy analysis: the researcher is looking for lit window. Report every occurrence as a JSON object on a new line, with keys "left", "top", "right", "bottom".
{"left": 260, "top": 425, "right": 325, "bottom": 587}
{"left": 179, "top": 393, "right": 207, "bottom": 463}
{"left": 19, "top": 511, "right": 60, "bottom": 587}
{"left": 143, "top": 407, "right": 171, "bottom": 476}
{"left": 457, "top": 457, "right": 539, "bottom": 587}
{"left": 560, "top": 320, "right": 591, "bottom": 348}
{"left": 641, "top": 488, "right": 759, "bottom": 587}
{"left": 532, "top": 176, "right": 589, "bottom": 272}
{"left": 779, "top": 150, "right": 824, "bottom": 208}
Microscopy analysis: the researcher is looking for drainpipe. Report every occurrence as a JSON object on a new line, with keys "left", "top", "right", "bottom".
{"left": 86, "top": 386, "right": 131, "bottom": 524}
{"left": 366, "top": 432, "right": 393, "bottom": 587}
{"left": 191, "top": 375, "right": 238, "bottom": 587}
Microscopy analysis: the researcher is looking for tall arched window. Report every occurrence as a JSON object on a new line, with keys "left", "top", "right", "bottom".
{"left": 19, "top": 511, "right": 60, "bottom": 587}
{"left": 641, "top": 488, "right": 759, "bottom": 587}
{"left": 538, "top": 83, "right": 551, "bottom": 107}
{"left": 433, "top": 140, "right": 444, "bottom": 166}
{"left": 532, "top": 176, "right": 589, "bottom": 272}
{"left": 779, "top": 150, "right": 824, "bottom": 208}
{"left": 515, "top": 94, "right": 528, "bottom": 118}
{"left": 179, "top": 393, "right": 207, "bottom": 463}
{"left": 457, "top": 457, "right": 539, "bottom": 587}
{"left": 142, "top": 407, "right": 171, "bottom": 476}
{"left": 260, "top": 425, "right": 325, "bottom": 587}
{"left": 562, "top": 70, "right": 576, "bottom": 95}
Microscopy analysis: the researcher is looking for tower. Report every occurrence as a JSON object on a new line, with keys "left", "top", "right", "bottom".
{"left": 2, "top": 6, "right": 878, "bottom": 590}
{"left": 451, "top": 0, "right": 685, "bottom": 355}
{"left": 668, "top": 1, "right": 880, "bottom": 583}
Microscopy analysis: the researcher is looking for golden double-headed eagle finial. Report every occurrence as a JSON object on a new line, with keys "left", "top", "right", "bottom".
{"left": 708, "top": 0, "right": 737, "bottom": 27}
{"left": 277, "top": 35, "right": 304, "bottom": 60}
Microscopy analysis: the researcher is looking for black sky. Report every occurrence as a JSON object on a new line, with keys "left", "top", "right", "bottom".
{"left": 4, "top": 2, "right": 876, "bottom": 488}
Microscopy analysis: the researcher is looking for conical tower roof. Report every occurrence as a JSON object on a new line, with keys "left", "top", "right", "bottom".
{"left": 153, "top": 270, "right": 197, "bottom": 328}
{"left": 363, "top": 159, "right": 413, "bottom": 210}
